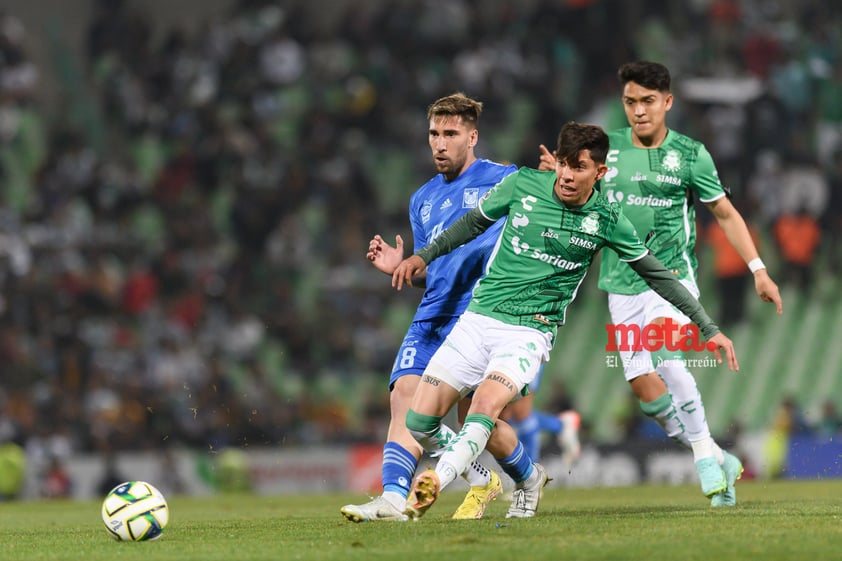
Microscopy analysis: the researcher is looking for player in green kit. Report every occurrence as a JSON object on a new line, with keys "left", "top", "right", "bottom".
{"left": 542, "top": 61, "right": 783, "bottom": 507}
{"left": 391, "top": 122, "right": 739, "bottom": 520}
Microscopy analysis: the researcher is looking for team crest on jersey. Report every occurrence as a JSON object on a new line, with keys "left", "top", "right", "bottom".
{"left": 580, "top": 213, "right": 600, "bottom": 235}
{"left": 421, "top": 200, "right": 432, "bottom": 224}
{"left": 462, "top": 188, "right": 479, "bottom": 208}
{"left": 662, "top": 150, "right": 682, "bottom": 173}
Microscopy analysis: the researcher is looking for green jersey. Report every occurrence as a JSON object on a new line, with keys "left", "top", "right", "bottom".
{"left": 419, "top": 168, "right": 648, "bottom": 337}
{"left": 598, "top": 128, "right": 727, "bottom": 295}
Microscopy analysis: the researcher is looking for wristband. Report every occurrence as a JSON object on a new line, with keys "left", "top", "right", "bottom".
{"left": 748, "top": 258, "right": 766, "bottom": 274}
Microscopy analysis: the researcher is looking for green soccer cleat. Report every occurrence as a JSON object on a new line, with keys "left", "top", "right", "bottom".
{"left": 452, "top": 470, "right": 502, "bottom": 519}
{"left": 695, "top": 457, "right": 727, "bottom": 497}
{"left": 711, "top": 452, "right": 744, "bottom": 507}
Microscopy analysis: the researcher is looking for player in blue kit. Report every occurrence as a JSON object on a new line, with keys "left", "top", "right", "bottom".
{"left": 503, "top": 377, "right": 581, "bottom": 466}
{"left": 342, "top": 93, "right": 552, "bottom": 522}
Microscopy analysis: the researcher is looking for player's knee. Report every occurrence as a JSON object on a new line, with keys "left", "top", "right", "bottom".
{"left": 391, "top": 375, "right": 421, "bottom": 404}
{"left": 405, "top": 409, "right": 442, "bottom": 441}
{"left": 629, "top": 372, "right": 667, "bottom": 402}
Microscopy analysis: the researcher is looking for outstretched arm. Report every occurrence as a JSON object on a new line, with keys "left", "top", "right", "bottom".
{"left": 367, "top": 234, "right": 405, "bottom": 274}
{"left": 367, "top": 234, "right": 427, "bottom": 287}
{"left": 706, "top": 197, "right": 783, "bottom": 314}
{"left": 392, "top": 207, "right": 496, "bottom": 290}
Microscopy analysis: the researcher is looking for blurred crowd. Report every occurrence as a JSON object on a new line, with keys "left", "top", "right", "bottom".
{"left": 0, "top": 0, "right": 841, "bottom": 497}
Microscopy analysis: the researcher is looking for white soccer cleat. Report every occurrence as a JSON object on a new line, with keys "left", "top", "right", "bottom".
{"left": 506, "top": 463, "right": 550, "bottom": 518}
{"left": 341, "top": 496, "right": 408, "bottom": 523}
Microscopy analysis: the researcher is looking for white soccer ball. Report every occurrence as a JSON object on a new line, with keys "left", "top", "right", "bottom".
{"left": 101, "top": 481, "right": 170, "bottom": 541}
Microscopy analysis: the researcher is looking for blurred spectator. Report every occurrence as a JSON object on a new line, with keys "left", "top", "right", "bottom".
{"left": 774, "top": 207, "right": 822, "bottom": 291}
{"left": 815, "top": 57, "right": 842, "bottom": 167}
{"left": 156, "top": 448, "right": 185, "bottom": 496}
{"left": 706, "top": 220, "right": 760, "bottom": 326}
{"left": 96, "top": 452, "right": 127, "bottom": 496}
{"left": 41, "top": 455, "right": 72, "bottom": 499}
{"left": 778, "top": 152, "right": 829, "bottom": 222}
{"left": 747, "top": 150, "right": 785, "bottom": 228}
{"left": 773, "top": 395, "right": 812, "bottom": 436}
{"left": 741, "top": 22, "right": 782, "bottom": 80}
{"left": 0, "top": 12, "right": 38, "bottom": 102}
{"left": 823, "top": 151, "right": 842, "bottom": 275}
{"left": 216, "top": 448, "right": 251, "bottom": 493}
{"left": 817, "top": 400, "right": 842, "bottom": 438}
{"left": 0, "top": 440, "right": 25, "bottom": 500}
{"left": 768, "top": 42, "right": 814, "bottom": 132}
{"left": 764, "top": 395, "right": 811, "bottom": 479}
{"left": 701, "top": 103, "right": 747, "bottom": 189}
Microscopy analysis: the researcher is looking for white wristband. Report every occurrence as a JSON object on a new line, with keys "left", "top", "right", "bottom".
{"left": 748, "top": 258, "right": 766, "bottom": 274}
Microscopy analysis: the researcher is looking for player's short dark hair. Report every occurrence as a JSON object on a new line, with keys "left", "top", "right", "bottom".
{"left": 556, "top": 122, "right": 609, "bottom": 165}
{"left": 427, "top": 93, "right": 483, "bottom": 128}
{"left": 617, "top": 61, "right": 671, "bottom": 92}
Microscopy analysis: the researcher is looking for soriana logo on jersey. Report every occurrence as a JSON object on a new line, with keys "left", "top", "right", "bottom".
{"left": 605, "top": 318, "right": 718, "bottom": 353}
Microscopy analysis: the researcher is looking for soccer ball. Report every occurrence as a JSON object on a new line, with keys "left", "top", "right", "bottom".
{"left": 101, "top": 481, "right": 169, "bottom": 541}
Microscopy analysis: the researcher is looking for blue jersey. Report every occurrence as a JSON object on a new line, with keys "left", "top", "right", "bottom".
{"left": 409, "top": 159, "right": 516, "bottom": 321}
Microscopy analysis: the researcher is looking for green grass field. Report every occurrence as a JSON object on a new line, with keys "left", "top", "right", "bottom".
{"left": 2, "top": 480, "right": 841, "bottom": 561}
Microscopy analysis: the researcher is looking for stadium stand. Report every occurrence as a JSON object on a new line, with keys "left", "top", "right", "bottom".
{"left": 0, "top": 0, "right": 840, "bottom": 475}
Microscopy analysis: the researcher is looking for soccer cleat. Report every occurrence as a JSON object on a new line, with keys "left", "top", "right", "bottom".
{"left": 404, "top": 470, "right": 441, "bottom": 520}
{"left": 558, "top": 410, "right": 582, "bottom": 466}
{"left": 452, "top": 471, "right": 502, "bottom": 519}
{"left": 695, "top": 457, "right": 727, "bottom": 497}
{"left": 340, "top": 496, "right": 408, "bottom": 523}
{"left": 506, "top": 463, "right": 550, "bottom": 518}
{"left": 711, "top": 451, "right": 744, "bottom": 507}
